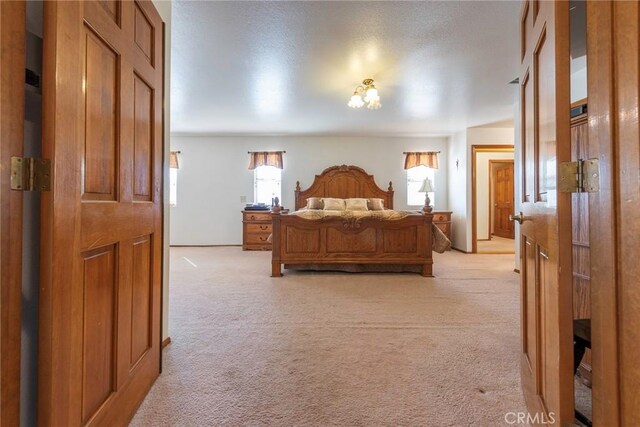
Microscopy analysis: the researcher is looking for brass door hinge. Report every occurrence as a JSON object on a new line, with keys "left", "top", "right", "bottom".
{"left": 559, "top": 158, "right": 600, "bottom": 193}
{"left": 10, "top": 157, "right": 51, "bottom": 191}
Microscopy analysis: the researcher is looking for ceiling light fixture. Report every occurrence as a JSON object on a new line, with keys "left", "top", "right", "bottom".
{"left": 348, "top": 78, "right": 381, "bottom": 110}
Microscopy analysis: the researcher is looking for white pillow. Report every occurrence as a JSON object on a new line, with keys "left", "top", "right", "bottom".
{"left": 322, "top": 198, "right": 346, "bottom": 211}
{"left": 345, "top": 198, "right": 369, "bottom": 211}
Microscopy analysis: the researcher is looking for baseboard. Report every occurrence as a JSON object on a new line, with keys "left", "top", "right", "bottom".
{"left": 162, "top": 337, "right": 171, "bottom": 348}
{"left": 451, "top": 247, "right": 470, "bottom": 254}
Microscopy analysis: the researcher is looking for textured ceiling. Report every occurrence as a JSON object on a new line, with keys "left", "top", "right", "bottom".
{"left": 171, "top": 1, "right": 520, "bottom": 136}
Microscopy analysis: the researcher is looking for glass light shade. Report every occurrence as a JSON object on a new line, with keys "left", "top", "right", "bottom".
{"left": 364, "top": 87, "right": 379, "bottom": 103}
{"left": 366, "top": 98, "right": 382, "bottom": 110}
{"left": 348, "top": 94, "right": 365, "bottom": 108}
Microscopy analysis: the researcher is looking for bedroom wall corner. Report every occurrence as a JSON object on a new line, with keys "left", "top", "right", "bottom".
{"left": 447, "top": 130, "right": 468, "bottom": 251}
{"left": 169, "top": 135, "right": 449, "bottom": 246}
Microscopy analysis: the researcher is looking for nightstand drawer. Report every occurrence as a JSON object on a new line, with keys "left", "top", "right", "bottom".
{"left": 243, "top": 211, "right": 272, "bottom": 222}
{"left": 432, "top": 213, "right": 449, "bottom": 222}
{"left": 245, "top": 232, "right": 272, "bottom": 245}
{"left": 246, "top": 223, "right": 272, "bottom": 234}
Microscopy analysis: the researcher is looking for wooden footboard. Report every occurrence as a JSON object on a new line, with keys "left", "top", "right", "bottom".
{"left": 271, "top": 211, "right": 434, "bottom": 277}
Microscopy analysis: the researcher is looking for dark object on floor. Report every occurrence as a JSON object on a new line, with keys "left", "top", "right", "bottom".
{"left": 574, "top": 319, "right": 592, "bottom": 427}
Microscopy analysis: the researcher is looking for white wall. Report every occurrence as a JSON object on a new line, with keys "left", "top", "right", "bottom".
{"left": 446, "top": 127, "right": 515, "bottom": 252}
{"left": 571, "top": 55, "right": 587, "bottom": 103}
{"left": 170, "top": 136, "right": 449, "bottom": 245}
{"left": 447, "top": 130, "right": 467, "bottom": 250}
{"left": 475, "top": 152, "right": 514, "bottom": 240}
{"left": 152, "top": 0, "right": 171, "bottom": 342}
{"left": 465, "top": 128, "right": 515, "bottom": 251}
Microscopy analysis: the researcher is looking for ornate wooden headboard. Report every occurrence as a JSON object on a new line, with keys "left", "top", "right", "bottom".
{"left": 294, "top": 165, "right": 394, "bottom": 210}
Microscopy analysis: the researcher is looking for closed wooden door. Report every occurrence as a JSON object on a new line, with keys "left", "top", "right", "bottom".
{"left": 492, "top": 161, "right": 514, "bottom": 239}
{"left": 39, "top": 1, "right": 164, "bottom": 426}
{"left": 518, "top": 0, "right": 573, "bottom": 423}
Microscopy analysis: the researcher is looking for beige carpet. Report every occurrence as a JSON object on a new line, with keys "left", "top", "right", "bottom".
{"left": 477, "top": 236, "right": 515, "bottom": 254}
{"left": 130, "top": 247, "right": 526, "bottom": 426}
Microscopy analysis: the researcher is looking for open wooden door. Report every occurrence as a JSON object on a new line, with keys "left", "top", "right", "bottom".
{"left": 491, "top": 161, "right": 515, "bottom": 239}
{"left": 588, "top": 1, "right": 640, "bottom": 425}
{"left": 517, "top": 0, "right": 573, "bottom": 423}
{"left": 39, "top": 1, "right": 164, "bottom": 425}
{"left": 1, "top": 2, "right": 25, "bottom": 425}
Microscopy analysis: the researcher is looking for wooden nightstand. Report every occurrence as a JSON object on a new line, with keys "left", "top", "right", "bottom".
{"left": 242, "top": 209, "right": 288, "bottom": 251}
{"left": 431, "top": 211, "right": 452, "bottom": 241}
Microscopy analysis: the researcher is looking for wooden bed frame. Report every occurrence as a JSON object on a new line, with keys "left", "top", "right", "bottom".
{"left": 271, "top": 165, "right": 434, "bottom": 277}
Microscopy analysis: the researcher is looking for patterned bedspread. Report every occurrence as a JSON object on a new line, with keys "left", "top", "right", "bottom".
{"left": 289, "top": 208, "right": 416, "bottom": 220}
{"left": 276, "top": 209, "right": 451, "bottom": 253}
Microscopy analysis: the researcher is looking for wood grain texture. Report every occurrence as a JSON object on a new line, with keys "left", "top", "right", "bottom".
{"left": 82, "top": 27, "right": 118, "bottom": 200}
{"left": 274, "top": 166, "right": 433, "bottom": 277}
{"left": 490, "top": 161, "right": 515, "bottom": 239}
{"left": 39, "top": 1, "right": 164, "bottom": 425}
{"left": 588, "top": 1, "right": 640, "bottom": 424}
{"left": 0, "top": 2, "right": 25, "bottom": 425}
{"left": 242, "top": 209, "right": 288, "bottom": 251}
{"left": 570, "top": 107, "right": 592, "bottom": 384}
{"left": 294, "top": 165, "right": 394, "bottom": 211}
{"left": 518, "top": 0, "right": 573, "bottom": 423}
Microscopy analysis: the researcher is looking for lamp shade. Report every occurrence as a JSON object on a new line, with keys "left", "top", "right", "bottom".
{"left": 348, "top": 94, "right": 364, "bottom": 108}
{"left": 418, "top": 178, "right": 434, "bottom": 193}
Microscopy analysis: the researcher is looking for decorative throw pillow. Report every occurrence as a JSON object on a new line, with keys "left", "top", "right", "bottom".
{"left": 322, "top": 198, "right": 346, "bottom": 211}
{"left": 368, "top": 198, "right": 385, "bottom": 211}
{"left": 345, "top": 198, "right": 369, "bottom": 211}
{"left": 306, "top": 197, "right": 324, "bottom": 210}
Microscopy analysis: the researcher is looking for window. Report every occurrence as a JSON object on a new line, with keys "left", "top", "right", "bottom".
{"left": 169, "top": 168, "right": 178, "bottom": 207}
{"left": 254, "top": 165, "right": 282, "bottom": 205}
{"left": 407, "top": 165, "right": 435, "bottom": 206}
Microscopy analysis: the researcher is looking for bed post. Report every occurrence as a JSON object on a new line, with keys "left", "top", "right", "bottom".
{"left": 422, "top": 211, "right": 434, "bottom": 277}
{"left": 271, "top": 209, "right": 283, "bottom": 277}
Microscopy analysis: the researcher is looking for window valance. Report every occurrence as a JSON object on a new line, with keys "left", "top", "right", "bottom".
{"left": 403, "top": 151, "right": 439, "bottom": 170}
{"left": 248, "top": 151, "right": 285, "bottom": 170}
{"left": 170, "top": 151, "right": 180, "bottom": 169}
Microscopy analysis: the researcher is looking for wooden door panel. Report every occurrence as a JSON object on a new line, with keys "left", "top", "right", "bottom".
{"left": 133, "top": 75, "right": 153, "bottom": 201}
{"left": 0, "top": 2, "right": 25, "bottom": 425}
{"left": 131, "top": 235, "right": 153, "bottom": 367}
{"left": 99, "top": 0, "right": 121, "bottom": 25}
{"left": 82, "top": 245, "right": 117, "bottom": 423}
{"left": 519, "top": 0, "right": 572, "bottom": 423}
{"left": 83, "top": 28, "right": 118, "bottom": 200}
{"left": 533, "top": 29, "right": 557, "bottom": 204}
{"left": 522, "top": 238, "right": 538, "bottom": 379}
{"left": 493, "top": 162, "right": 514, "bottom": 238}
{"left": 522, "top": 71, "right": 534, "bottom": 204}
{"left": 587, "top": 3, "right": 640, "bottom": 423}
{"left": 40, "top": 1, "right": 163, "bottom": 425}
{"left": 134, "top": 3, "right": 154, "bottom": 65}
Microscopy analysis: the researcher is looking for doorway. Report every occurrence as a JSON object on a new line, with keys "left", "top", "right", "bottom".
{"left": 471, "top": 145, "right": 515, "bottom": 254}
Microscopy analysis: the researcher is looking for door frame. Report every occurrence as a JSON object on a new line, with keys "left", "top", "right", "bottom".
{"left": 587, "top": 1, "right": 639, "bottom": 424}
{"left": 488, "top": 159, "right": 515, "bottom": 240}
{"left": 0, "top": 2, "right": 26, "bottom": 425}
{"left": 471, "top": 144, "right": 515, "bottom": 253}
